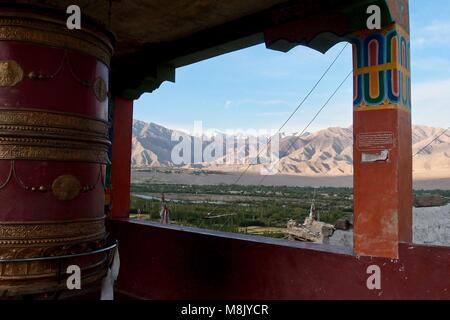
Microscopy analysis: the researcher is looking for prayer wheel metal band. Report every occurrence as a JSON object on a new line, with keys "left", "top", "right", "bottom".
{"left": 0, "top": 13, "right": 113, "bottom": 66}
{"left": 0, "top": 217, "right": 106, "bottom": 247}
{"left": 0, "top": 109, "right": 110, "bottom": 163}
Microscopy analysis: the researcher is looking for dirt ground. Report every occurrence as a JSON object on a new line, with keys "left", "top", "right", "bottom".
{"left": 132, "top": 170, "right": 450, "bottom": 190}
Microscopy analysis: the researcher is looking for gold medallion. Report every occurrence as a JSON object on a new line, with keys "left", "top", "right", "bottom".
{"left": 0, "top": 60, "right": 23, "bottom": 87}
{"left": 51, "top": 175, "right": 82, "bottom": 201}
{"left": 93, "top": 77, "right": 107, "bottom": 102}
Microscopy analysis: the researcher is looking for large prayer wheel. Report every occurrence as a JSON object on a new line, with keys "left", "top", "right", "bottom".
{"left": 0, "top": 6, "right": 114, "bottom": 296}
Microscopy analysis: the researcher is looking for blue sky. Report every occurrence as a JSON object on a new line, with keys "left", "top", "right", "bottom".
{"left": 134, "top": 0, "right": 450, "bottom": 134}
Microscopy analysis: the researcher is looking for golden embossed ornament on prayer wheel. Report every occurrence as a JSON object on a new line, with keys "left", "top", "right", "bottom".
{"left": 0, "top": 6, "right": 115, "bottom": 297}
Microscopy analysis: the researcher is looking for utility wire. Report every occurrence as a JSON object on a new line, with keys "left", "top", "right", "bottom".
{"left": 413, "top": 126, "right": 450, "bottom": 157}
{"left": 204, "top": 43, "right": 349, "bottom": 215}
{"left": 228, "top": 43, "right": 349, "bottom": 187}
{"left": 258, "top": 69, "right": 353, "bottom": 186}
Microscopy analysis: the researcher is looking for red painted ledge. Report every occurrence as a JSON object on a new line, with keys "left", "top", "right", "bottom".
{"left": 107, "top": 218, "right": 450, "bottom": 300}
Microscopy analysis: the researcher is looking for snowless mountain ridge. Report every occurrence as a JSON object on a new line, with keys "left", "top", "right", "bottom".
{"left": 131, "top": 120, "right": 450, "bottom": 177}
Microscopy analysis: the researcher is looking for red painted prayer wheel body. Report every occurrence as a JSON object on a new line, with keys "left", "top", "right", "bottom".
{"left": 0, "top": 7, "right": 114, "bottom": 296}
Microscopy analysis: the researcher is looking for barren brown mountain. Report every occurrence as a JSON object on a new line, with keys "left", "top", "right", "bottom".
{"left": 132, "top": 120, "right": 450, "bottom": 178}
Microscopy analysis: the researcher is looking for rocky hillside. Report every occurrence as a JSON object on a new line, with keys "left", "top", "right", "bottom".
{"left": 131, "top": 120, "right": 450, "bottom": 177}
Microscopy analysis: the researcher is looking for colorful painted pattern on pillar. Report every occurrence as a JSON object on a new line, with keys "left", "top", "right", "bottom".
{"left": 352, "top": 24, "right": 411, "bottom": 111}
{"left": 387, "top": 0, "right": 410, "bottom": 33}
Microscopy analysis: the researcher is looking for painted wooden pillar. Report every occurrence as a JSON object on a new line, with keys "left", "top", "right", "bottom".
{"left": 352, "top": 18, "right": 412, "bottom": 258}
{"left": 110, "top": 98, "right": 134, "bottom": 218}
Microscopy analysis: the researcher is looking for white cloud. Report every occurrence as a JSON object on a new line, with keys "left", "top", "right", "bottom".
{"left": 412, "top": 78, "right": 450, "bottom": 128}
{"left": 257, "top": 111, "right": 291, "bottom": 117}
{"left": 413, "top": 21, "right": 450, "bottom": 48}
{"left": 224, "top": 99, "right": 290, "bottom": 109}
{"left": 413, "top": 57, "right": 450, "bottom": 72}
{"left": 413, "top": 78, "right": 450, "bottom": 105}
{"left": 224, "top": 100, "right": 233, "bottom": 109}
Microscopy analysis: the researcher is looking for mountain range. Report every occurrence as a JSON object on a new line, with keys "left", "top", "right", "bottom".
{"left": 132, "top": 120, "right": 450, "bottom": 178}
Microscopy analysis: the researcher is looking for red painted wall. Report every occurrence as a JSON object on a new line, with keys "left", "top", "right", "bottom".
{"left": 110, "top": 98, "right": 133, "bottom": 218}
{"left": 108, "top": 219, "right": 450, "bottom": 300}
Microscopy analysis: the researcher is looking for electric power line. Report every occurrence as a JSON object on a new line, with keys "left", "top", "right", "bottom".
{"left": 204, "top": 43, "right": 350, "bottom": 214}
{"left": 413, "top": 126, "right": 450, "bottom": 157}
{"left": 228, "top": 43, "right": 349, "bottom": 187}
{"left": 258, "top": 69, "right": 353, "bottom": 186}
